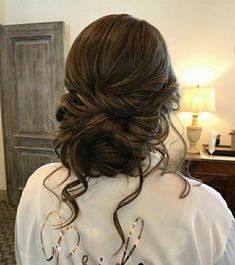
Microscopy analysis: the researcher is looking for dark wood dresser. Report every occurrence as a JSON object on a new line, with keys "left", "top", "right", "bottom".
{"left": 185, "top": 153, "right": 235, "bottom": 216}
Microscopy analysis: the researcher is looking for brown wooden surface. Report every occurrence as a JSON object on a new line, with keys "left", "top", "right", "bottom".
{"left": 0, "top": 22, "right": 64, "bottom": 204}
{"left": 185, "top": 153, "right": 235, "bottom": 216}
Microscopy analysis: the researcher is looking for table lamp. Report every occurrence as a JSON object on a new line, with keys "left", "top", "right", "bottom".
{"left": 180, "top": 86, "right": 215, "bottom": 153}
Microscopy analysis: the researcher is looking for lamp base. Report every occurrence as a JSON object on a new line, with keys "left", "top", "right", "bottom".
{"left": 187, "top": 143, "right": 200, "bottom": 154}
{"left": 187, "top": 126, "right": 202, "bottom": 154}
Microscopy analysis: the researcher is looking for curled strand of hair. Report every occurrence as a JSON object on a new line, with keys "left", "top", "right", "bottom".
{"left": 113, "top": 166, "right": 144, "bottom": 255}
{"left": 43, "top": 167, "right": 64, "bottom": 208}
{"left": 166, "top": 111, "right": 187, "bottom": 171}
{"left": 164, "top": 111, "right": 192, "bottom": 198}
{"left": 166, "top": 111, "right": 201, "bottom": 193}
{"left": 60, "top": 179, "right": 87, "bottom": 227}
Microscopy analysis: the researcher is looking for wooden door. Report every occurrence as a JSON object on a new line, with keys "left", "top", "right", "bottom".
{"left": 0, "top": 22, "right": 64, "bottom": 204}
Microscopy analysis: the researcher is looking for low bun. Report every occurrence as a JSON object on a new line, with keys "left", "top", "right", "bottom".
{"left": 55, "top": 93, "right": 150, "bottom": 177}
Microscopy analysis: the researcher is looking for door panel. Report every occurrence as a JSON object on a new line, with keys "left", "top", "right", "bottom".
{"left": 0, "top": 22, "right": 64, "bottom": 204}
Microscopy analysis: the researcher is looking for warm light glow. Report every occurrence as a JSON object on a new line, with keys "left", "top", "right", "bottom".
{"left": 180, "top": 87, "right": 215, "bottom": 113}
{"left": 194, "top": 112, "right": 222, "bottom": 129}
{"left": 175, "top": 55, "right": 228, "bottom": 86}
{"left": 177, "top": 112, "right": 192, "bottom": 125}
{"left": 177, "top": 112, "right": 219, "bottom": 127}
{"left": 182, "top": 68, "right": 214, "bottom": 85}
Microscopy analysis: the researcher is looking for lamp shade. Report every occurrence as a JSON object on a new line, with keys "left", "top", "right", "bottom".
{"left": 180, "top": 86, "right": 215, "bottom": 113}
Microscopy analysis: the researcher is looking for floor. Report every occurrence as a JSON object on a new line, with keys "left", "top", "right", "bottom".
{"left": 0, "top": 200, "right": 17, "bottom": 265}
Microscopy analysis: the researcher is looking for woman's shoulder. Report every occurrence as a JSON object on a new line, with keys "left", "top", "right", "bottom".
{"left": 159, "top": 172, "right": 232, "bottom": 213}
{"left": 25, "top": 162, "right": 65, "bottom": 185}
{"left": 18, "top": 163, "right": 69, "bottom": 222}
{"left": 20, "top": 162, "right": 67, "bottom": 201}
{"left": 143, "top": 172, "right": 233, "bottom": 222}
{"left": 187, "top": 177, "right": 233, "bottom": 218}
{"left": 29, "top": 162, "right": 64, "bottom": 178}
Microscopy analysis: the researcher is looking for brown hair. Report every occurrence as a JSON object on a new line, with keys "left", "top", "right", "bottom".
{"left": 47, "top": 14, "right": 190, "bottom": 251}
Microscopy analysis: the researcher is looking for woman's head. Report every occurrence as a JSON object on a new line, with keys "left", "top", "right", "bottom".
{"left": 55, "top": 14, "right": 180, "bottom": 178}
{"left": 50, "top": 15, "right": 189, "bottom": 249}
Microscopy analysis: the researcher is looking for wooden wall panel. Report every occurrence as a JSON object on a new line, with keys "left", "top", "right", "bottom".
{"left": 0, "top": 22, "right": 64, "bottom": 204}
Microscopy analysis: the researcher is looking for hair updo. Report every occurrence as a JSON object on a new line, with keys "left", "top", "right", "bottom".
{"left": 49, "top": 14, "right": 189, "bottom": 251}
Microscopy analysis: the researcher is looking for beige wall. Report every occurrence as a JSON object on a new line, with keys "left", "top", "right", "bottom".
{"left": 0, "top": 0, "right": 5, "bottom": 23}
{"left": 0, "top": 0, "right": 6, "bottom": 190}
{"left": 1, "top": 0, "right": 235, "bottom": 189}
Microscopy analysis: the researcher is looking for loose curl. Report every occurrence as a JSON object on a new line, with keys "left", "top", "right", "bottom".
{"left": 45, "top": 14, "right": 190, "bottom": 252}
